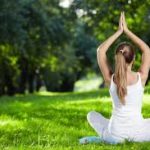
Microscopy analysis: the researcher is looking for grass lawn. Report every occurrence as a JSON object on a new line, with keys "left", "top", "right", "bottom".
{"left": 0, "top": 88, "right": 150, "bottom": 150}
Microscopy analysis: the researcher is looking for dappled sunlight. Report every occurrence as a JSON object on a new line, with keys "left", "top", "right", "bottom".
{"left": 0, "top": 89, "right": 149, "bottom": 148}
{"left": 0, "top": 119, "right": 21, "bottom": 127}
{"left": 65, "top": 97, "right": 111, "bottom": 105}
{"left": 37, "top": 91, "right": 62, "bottom": 96}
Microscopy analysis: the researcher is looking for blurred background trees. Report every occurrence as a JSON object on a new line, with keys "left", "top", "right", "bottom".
{"left": 0, "top": 0, "right": 150, "bottom": 95}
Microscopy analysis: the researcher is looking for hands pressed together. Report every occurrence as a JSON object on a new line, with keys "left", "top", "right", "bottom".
{"left": 97, "top": 10, "right": 150, "bottom": 86}
{"left": 118, "top": 11, "right": 128, "bottom": 34}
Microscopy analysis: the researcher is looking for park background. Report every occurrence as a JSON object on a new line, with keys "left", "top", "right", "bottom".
{"left": 0, "top": 0, "right": 150, "bottom": 149}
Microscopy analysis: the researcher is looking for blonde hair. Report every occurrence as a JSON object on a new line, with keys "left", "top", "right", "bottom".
{"left": 114, "top": 42, "right": 135, "bottom": 105}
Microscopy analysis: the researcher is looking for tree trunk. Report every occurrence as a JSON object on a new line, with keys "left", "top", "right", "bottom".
{"left": 28, "top": 72, "right": 35, "bottom": 93}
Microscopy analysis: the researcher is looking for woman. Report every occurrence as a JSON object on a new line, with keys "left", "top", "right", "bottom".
{"left": 79, "top": 12, "right": 150, "bottom": 144}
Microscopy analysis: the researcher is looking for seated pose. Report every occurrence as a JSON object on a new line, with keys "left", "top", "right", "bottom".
{"left": 79, "top": 12, "right": 150, "bottom": 144}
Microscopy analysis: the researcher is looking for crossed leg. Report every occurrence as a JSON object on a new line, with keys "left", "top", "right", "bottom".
{"left": 133, "top": 118, "right": 150, "bottom": 142}
{"left": 87, "top": 110, "right": 125, "bottom": 144}
{"left": 87, "top": 110, "right": 109, "bottom": 136}
{"left": 79, "top": 110, "right": 109, "bottom": 144}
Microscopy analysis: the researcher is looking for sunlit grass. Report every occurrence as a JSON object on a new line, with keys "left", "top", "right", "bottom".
{"left": 74, "top": 73, "right": 102, "bottom": 92}
{"left": 0, "top": 89, "right": 149, "bottom": 149}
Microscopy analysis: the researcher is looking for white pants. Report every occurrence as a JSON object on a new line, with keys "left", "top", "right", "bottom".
{"left": 87, "top": 111, "right": 125, "bottom": 144}
{"left": 87, "top": 111, "right": 150, "bottom": 144}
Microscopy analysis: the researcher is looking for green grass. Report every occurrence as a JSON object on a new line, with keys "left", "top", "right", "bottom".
{"left": 0, "top": 89, "right": 150, "bottom": 149}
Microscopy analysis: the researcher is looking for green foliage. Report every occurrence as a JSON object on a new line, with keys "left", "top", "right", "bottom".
{"left": 73, "top": 21, "right": 98, "bottom": 74}
{"left": 0, "top": 0, "right": 150, "bottom": 95}
{"left": 42, "top": 45, "right": 79, "bottom": 91}
{"left": 0, "top": 0, "right": 98, "bottom": 94}
{"left": 72, "top": 0, "right": 150, "bottom": 75}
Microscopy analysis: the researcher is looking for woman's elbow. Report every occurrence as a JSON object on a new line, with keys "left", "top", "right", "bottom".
{"left": 97, "top": 46, "right": 101, "bottom": 53}
{"left": 97, "top": 43, "right": 104, "bottom": 52}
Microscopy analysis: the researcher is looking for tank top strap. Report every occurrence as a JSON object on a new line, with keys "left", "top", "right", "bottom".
{"left": 137, "top": 72, "right": 143, "bottom": 87}
{"left": 110, "top": 72, "right": 144, "bottom": 90}
{"left": 111, "top": 73, "right": 114, "bottom": 82}
{"left": 110, "top": 73, "right": 115, "bottom": 88}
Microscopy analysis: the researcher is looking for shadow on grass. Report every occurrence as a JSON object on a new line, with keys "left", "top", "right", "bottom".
{"left": 0, "top": 89, "right": 111, "bottom": 121}
{"left": 0, "top": 89, "right": 112, "bottom": 146}
{"left": 0, "top": 88, "right": 149, "bottom": 148}
{"left": 0, "top": 89, "right": 110, "bottom": 104}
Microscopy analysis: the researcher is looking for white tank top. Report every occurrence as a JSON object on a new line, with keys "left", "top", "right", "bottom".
{"left": 108, "top": 72, "right": 144, "bottom": 138}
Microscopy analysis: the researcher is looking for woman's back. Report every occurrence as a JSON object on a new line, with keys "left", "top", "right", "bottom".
{"left": 109, "top": 72, "right": 144, "bottom": 110}
{"left": 108, "top": 72, "right": 144, "bottom": 139}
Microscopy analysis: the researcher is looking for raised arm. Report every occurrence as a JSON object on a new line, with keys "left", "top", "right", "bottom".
{"left": 97, "top": 12, "right": 123, "bottom": 87}
{"left": 122, "top": 12, "right": 150, "bottom": 85}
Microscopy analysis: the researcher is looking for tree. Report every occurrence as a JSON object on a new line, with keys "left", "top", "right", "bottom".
{"left": 72, "top": 0, "right": 150, "bottom": 85}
